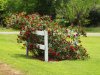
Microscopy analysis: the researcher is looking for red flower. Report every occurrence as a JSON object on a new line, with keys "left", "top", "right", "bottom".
{"left": 37, "top": 24, "right": 41, "bottom": 26}
{"left": 50, "top": 20, "right": 52, "bottom": 22}
{"left": 70, "top": 45, "right": 76, "bottom": 51}
{"left": 30, "top": 21, "right": 33, "bottom": 25}
{"left": 56, "top": 52, "right": 60, "bottom": 56}
{"left": 16, "top": 20, "right": 19, "bottom": 24}
{"left": 66, "top": 29, "right": 68, "bottom": 33}
{"left": 31, "top": 28, "right": 35, "bottom": 31}
{"left": 22, "top": 22, "right": 26, "bottom": 25}
{"left": 76, "top": 55, "right": 80, "bottom": 59}
{"left": 66, "top": 46, "right": 68, "bottom": 49}
{"left": 46, "top": 22, "right": 49, "bottom": 25}
{"left": 70, "top": 23, "right": 74, "bottom": 27}
{"left": 25, "top": 31, "right": 30, "bottom": 38}
{"left": 49, "top": 48, "right": 52, "bottom": 53}
{"left": 52, "top": 52, "right": 56, "bottom": 56}
{"left": 29, "top": 43, "right": 33, "bottom": 50}
{"left": 22, "top": 27, "right": 25, "bottom": 30}
{"left": 67, "top": 35, "right": 70, "bottom": 38}
{"left": 32, "top": 16, "right": 34, "bottom": 20}
{"left": 48, "top": 29, "right": 51, "bottom": 35}
{"left": 76, "top": 34, "right": 78, "bottom": 36}
{"left": 66, "top": 55, "right": 71, "bottom": 59}
{"left": 20, "top": 31, "right": 22, "bottom": 35}
{"left": 26, "top": 16, "right": 29, "bottom": 19}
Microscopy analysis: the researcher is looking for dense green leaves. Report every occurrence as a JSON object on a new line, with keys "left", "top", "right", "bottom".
{"left": 0, "top": 0, "right": 7, "bottom": 11}
{"left": 0, "top": 0, "right": 99, "bottom": 27}
{"left": 6, "top": 0, "right": 37, "bottom": 13}
{"left": 55, "top": 0, "right": 98, "bottom": 26}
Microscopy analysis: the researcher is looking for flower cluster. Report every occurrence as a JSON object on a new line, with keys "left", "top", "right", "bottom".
{"left": 10, "top": 12, "right": 88, "bottom": 61}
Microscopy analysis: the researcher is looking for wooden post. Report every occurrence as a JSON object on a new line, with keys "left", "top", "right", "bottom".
{"left": 26, "top": 38, "right": 30, "bottom": 57}
{"left": 26, "top": 41, "right": 29, "bottom": 56}
{"left": 26, "top": 30, "right": 48, "bottom": 62}
{"left": 44, "top": 30, "right": 48, "bottom": 62}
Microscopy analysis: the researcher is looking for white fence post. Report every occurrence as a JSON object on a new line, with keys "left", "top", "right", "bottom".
{"left": 26, "top": 30, "right": 48, "bottom": 62}
{"left": 44, "top": 30, "right": 48, "bottom": 62}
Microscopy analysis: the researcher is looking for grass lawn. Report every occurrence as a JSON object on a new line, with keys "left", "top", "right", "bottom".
{"left": 0, "top": 26, "right": 19, "bottom": 32}
{"left": 0, "top": 34, "right": 100, "bottom": 75}
{"left": 85, "top": 27, "right": 100, "bottom": 33}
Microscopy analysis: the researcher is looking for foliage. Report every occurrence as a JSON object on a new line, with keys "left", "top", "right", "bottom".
{"left": 6, "top": 0, "right": 37, "bottom": 13}
{"left": 0, "top": 0, "right": 7, "bottom": 26}
{"left": 4, "top": 12, "right": 23, "bottom": 29}
{"left": 55, "top": 0, "right": 98, "bottom": 26}
{"left": 0, "top": 0, "right": 7, "bottom": 11}
{"left": 1, "top": 0, "right": 99, "bottom": 27}
{"left": 87, "top": 3, "right": 100, "bottom": 27}
{"left": 10, "top": 12, "right": 89, "bottom": 61}
{"left": 34, "top": 0, "right": 55, "bottom": 15}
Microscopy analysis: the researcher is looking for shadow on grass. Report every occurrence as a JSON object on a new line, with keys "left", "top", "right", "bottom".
{"left": 13, "top": 54, "right": 44, "bottom": 61}
{"left": 13, "top": 54, "right": 34, "bottom": 59}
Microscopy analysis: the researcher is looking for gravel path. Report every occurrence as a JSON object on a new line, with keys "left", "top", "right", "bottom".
{"left": 0, "top": 32, "right": 100, "bottom": 36}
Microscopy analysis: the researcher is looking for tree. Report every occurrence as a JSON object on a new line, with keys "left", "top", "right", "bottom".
{"left": 55, "top": 0, "right": 97, "bottom": 26}
{"left": 34, "top": 0, "right": 56, "bottom": 17}
{"left": 6, "top": 0, "right": 37, "bottom": 13}
{"left": 0, "top": 0, "right": 7, "bottom": 11}
{"left": 0, "top": 0, "right": 8, "bottom": 26}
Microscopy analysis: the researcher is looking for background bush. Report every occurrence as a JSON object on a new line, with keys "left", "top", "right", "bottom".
{"left": 0, "top": 0, "right": 99, "bottom": 27}
{"left": 87, "top": 6, "right": 100, "bottom": 27}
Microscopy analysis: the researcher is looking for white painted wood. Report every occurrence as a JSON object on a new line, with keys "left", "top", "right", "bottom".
{"left": 27, "top": 30, "right": 48, "bottom": 62}
{"left": 36, "top": 44, "right": 45, "bottom": 50}
{"left": 35, "top": 31, "right": 45, "bottom": 36}
{"left": 44, "top": 30, "right": 48, "bottom": 62}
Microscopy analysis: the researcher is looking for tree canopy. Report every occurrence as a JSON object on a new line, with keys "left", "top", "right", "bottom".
{"left": 0, "top": 0, "right": 99, "bottom": 26}
{"left": 55, "top": 0, "right": 98, "bottom": 26}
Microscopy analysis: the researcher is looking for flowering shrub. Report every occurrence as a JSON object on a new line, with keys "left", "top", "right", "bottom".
{"left": 9, "top": 12, "right": 88, "bottom": 61}
{"left": 4, "top": 12, "right": 26, "bottom": 29}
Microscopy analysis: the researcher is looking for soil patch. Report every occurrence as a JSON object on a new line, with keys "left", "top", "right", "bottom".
{"left": 0, "top": 62, "right": 24, "bottom": 75}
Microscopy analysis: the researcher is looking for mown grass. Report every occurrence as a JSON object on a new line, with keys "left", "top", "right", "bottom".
{"left": 0, "top": 26, "right": 19, "bottom": 32}
{"left": 0, "top": 34, "right": 100, "bottom": 75}
{"left": 85, "top": 27, "right": 100, "bottom": 32}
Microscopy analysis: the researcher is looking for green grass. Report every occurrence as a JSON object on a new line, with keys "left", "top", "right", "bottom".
{"left": 0, "top": 26, "right": 19, "bottom": 32}
{"left": 85, "top": 27, "right": 100, "bottom": 32}
{"left": 0, "top": 34, "right": 100, "bottom": 75}
{"left": 0, "top": 26, "right": 100, "bottom": 33}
